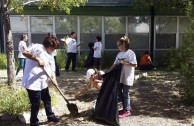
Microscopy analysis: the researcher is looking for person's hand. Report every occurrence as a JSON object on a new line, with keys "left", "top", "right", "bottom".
{"left": 75, "top": 93, "right": 81, "bottom": 99}
{"left": 77, "top": 42, "right": 80, "bottom": 46}
{"left": 120, "top": 60, "right": 126, "bottom": 65}
{"left": 48, "top": 79, "right": 58, "bottom": 87}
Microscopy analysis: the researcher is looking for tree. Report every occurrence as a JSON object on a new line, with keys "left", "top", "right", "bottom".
{"left": 1, "top": 0, "right": 87, "bottom": 85}
{"left": 134, "top": 0, "right": 194, "bottom": 104}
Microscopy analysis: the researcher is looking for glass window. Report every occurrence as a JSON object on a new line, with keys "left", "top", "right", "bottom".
{"left": 128, "top": 16, "right": 150, "bottom": 33}
{"left": 80, "top": 33, "right": 101, "bottom": 50}
{"left": 179, "top": 17, "right": 190, "bottom": 33}
{"left": 105, "top": 34, "right": 124, "bottom": 49}
{"left": 80, "top": 16, "right": 102, "bottom": 33}
{"left": 80, "top": 16, "right": 102, "bottom": 50}
{"left": 31, "top": 33, "right": 48, "bottom": 44}
{"left": 55, "top": 16, "right": 77, "bottom": 33}
{"left": 105, "top": 16, "right": 126, "bottom": 33}
{"left": 105, "top": 16, "right": 125, "bottom": 49}
{"left": 30, "top": 16, "right": 53, "bottom": 32}
{"left": 156, "top": 34, "right": 176, "bottom": 49}
{"left": 10, "top": 16, "right": 28, "bottom": 32}
{"left": 155, "top": 17, "right": 177, "bottom": 33}
{"left": 129, "top": 33, "right": 149, "bottom": 49}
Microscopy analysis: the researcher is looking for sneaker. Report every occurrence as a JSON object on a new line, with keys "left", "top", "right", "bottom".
{"left": 119, "top": 109, "right": 125, "bottom": 115}
{"left": 48, "top": 116, "right": 61, "bottom": 124}
{"left": 119, "top": 111, "right": 131, "bottom": 118}
{"left": 65, "top": 70, "right": 69, "bottom": 72}
{"left": 119, "top": 107, "right": 132, "bottom": 115}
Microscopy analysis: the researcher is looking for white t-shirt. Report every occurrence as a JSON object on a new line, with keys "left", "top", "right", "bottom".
{"left": 114, "top": 49, "right": 137, "bottom": 86}
{"left": 93, "top": 42, "right": 102, "bottom": 58}
{"left": 22, "top": 44, "right": 55, "bottom": 91}
{"left": 51, "top": 49, "right": 57, "bottom": 57}
{"left": 18, "top": 41, "right": 26, "bottom": 58}
{"left": 66, "top": 37, "right": 78, "bottom": 53}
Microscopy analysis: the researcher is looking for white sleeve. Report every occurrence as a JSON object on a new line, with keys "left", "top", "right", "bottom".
{"left": 128, "top": 52, "right": 137, "bottom": 65}
{"left": 113, "top": 54, "right": 119, "bottom": 64}
{"left": 28, "top": 44, "right": 43, "bottom": 57}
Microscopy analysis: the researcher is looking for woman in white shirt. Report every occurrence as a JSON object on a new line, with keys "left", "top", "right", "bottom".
{"left": 108, "top": 36, "right": 137, "bottom": 118}
{"left": 22, "top": 35, "right": 60, "bottom": 126}
{"left": 16, "top": 34, "right": 27, "bottom": 76}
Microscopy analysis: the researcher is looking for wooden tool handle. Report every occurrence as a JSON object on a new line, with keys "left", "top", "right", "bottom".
{"left": 43, "top": 68, "right": 70, "bottom": 104}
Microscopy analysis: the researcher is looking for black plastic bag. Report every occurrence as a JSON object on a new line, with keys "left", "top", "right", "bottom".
{"left": 94, "top": 64, "right": 123, "bottom": 126}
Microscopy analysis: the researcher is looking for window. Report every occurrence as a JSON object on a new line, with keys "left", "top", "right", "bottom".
{"left": 55, "top": 16, "right": 77, "bottom": 49}
{"left": 80, "top": 16, "right": 102, "bottom": 50}
{"left": 30, "top": 16, "right": 53, "bottom": 32}
{"left": 128, "top": 16, "right": 150, "bottom": 50}
{"left": 179, "top": 17, "right": 190, "bottom": 46}
{"left": 156, "top": 34, "right": 176, "bottom": 49}
{"left": 31, "top": 33, "right": 48, "bottom": 44}
{"left": 105, "top": 16, "right": 126, "bottom": 49}
{"left": 55, "top": 16, "right": 77, "bottom": 33}
{"left": 155, "top": 17, "right": 177, "bottom": 49}
{"left": 10, "top": 16, "right": 28, "bottom": 32}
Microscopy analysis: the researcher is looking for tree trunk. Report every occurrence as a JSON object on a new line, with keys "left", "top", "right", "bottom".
{"left": 3, "top": 5, "right": 16, "bottom": 85}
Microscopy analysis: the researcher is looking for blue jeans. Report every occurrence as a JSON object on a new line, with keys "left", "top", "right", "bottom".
{"left": 27, "top": 88, "right": 55, "bottom": 125}
{"left": 16, "top": 58, "right": 26, "bottom": 75}
{"left": 118, "top": 83, "right": 131, "bottom": 112}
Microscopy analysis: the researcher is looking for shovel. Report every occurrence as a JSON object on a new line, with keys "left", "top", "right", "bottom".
{"left": 43, "top": 68, "right": 79, "bottom": 115}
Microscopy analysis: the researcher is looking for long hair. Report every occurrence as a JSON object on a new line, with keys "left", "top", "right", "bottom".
{"left": 119, "top": 36, "right": 130, "bottom": 50}
{"left": 20, "top": 34, "right": 27, "bottom": 41}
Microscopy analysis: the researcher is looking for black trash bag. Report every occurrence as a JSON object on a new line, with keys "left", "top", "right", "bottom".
{"left": 94, "top": 64, "right": 123, "bottom": 126}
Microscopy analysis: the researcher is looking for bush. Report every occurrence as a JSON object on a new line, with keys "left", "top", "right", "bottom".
{"left": 56, "top": 49, "right": 66, "bottom": 69}
{"left": 77, "top": 52, "right": 87, "bottom": 68}
{"left": 0, "top": 85, "right": 61, "bottom": 115}
{"left": 0, "top": 53, "right": 7, "bottom": 69}
{"left": 168, "top": 30, "right": 194, "bottom": 105}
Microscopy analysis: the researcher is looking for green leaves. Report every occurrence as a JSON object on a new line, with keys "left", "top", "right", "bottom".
{"left": 8, "top": 0, "right": 88, "bottom": 14}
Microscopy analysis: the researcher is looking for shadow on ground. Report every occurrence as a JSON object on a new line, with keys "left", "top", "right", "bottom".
{"left": 58, "top": 69, "right": 194, "bottom": 124}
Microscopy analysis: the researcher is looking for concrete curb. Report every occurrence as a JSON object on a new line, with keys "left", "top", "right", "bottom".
{"left": 134, "top": 72, "right": 148, "bottom": 80}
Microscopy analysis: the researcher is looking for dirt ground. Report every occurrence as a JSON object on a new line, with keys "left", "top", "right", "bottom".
{"left": 0, "top": 69, "right": 194, "bottom": 126}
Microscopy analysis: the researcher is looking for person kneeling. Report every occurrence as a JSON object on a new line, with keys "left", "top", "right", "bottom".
{"left": 75, "top": 69, "right": 104, "bottom": 98}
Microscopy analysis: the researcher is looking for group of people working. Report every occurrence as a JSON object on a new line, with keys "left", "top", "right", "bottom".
{"left": 16, "top": 31, "right": 156, "bottom": 125}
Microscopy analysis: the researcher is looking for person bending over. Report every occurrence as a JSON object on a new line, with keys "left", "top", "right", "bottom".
{"left": 75, "top": 69, "right": 105, "bottom": 98}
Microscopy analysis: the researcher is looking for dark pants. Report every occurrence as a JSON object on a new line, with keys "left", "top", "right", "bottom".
{"left": 93, "top": 57, "right": 101, "bottom": 69}
{"left": 54, "top": 56, "right": 60, "bottom": 76}
{"left": 27, "top": 88, "right": 54, "bottom": 125}
{"left": 65, "top": 53, "right": 77, "bottom": 71}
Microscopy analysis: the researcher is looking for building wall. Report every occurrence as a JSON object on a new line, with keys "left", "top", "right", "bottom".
{"left": 10, "top": 15, "right": 190, "bottom": 63}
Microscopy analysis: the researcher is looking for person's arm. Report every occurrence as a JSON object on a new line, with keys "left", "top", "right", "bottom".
{"left": 120, "top": 60, "right": 137, "bottom": 67}
{"left": 75, "top": 82, "right": 92, "bottom": 98}
{"left": 107, "top": 64, "right": 116, "bottom": 73}
{"left": 23, "top": 50, "right": 44, "bottom": 67}
{"left": 77, "top": 42, "right": 80, "bottom": 47}
{"left": 64, "top": 41, "right": 67, "bottom": 46}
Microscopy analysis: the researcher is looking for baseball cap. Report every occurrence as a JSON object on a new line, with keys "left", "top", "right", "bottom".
{"left": 86, "top": 69, "right": 95, "bottom": 82}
